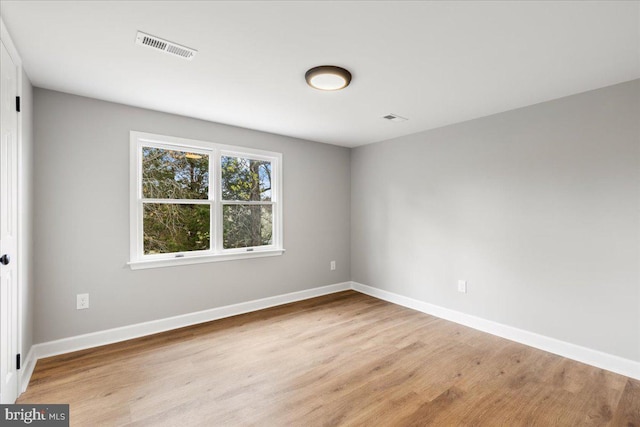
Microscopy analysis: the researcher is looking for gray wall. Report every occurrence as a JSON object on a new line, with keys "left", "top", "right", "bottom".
{"left": 34, "top": 89, "right": 351, "bottom": 343}
{"left": 351, "top": 80, "right": 640, "bottom": 361}
{"left": 33, "top": 80, "right": 640, "bottom": 363}
{"left": 20, "top": 69, "right": 34, "bottom": 361}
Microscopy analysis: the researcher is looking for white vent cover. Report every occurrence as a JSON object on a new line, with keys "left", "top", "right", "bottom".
{"left": 382, "top": 113, "right": 408, "bottom": 122}
{"left": 135, "top": 31, "right": 197, "bottom": 60}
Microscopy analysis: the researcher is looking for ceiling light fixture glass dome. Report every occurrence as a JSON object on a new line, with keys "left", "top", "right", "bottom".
{"left": 305, "top": 65, "right": 352, "bottom": 91}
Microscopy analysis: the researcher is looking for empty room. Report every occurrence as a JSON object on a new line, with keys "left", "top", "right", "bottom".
{"left": 0, "top": 1, "right": 639, "bottom": 425}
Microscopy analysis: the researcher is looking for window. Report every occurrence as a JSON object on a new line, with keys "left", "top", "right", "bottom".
{"left": 129, "top": 131, "right": 283, "bottom": 269}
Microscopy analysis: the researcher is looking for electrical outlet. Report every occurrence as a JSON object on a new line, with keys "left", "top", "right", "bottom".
{"left": 77, "top": 293, "right": 89, "bottom": 310}
{"left": 330, "top": 261, "right": 336, "bottom": 271}
{"left": 458, "top": 280, "right": 467, "bottom": 294}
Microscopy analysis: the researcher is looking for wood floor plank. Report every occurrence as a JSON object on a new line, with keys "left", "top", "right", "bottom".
{"left": 611, "top": 379, "right": 640, "bottom": 427}
{"left": 16, "top": 291, "right": 638, "bottom": 426}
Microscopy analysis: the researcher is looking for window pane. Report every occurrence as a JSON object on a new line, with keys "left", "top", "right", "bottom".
{"left": 143, "top": 147, "right": 209, "bottom": 200}
{"left": 223, "top": 204, "right": 273, "bottom": 249}
{"left": 221, "top": 156, "right": 271, "bottom": 201}
{"left": 144, "top": 203, "right": 210, "bottom": 254}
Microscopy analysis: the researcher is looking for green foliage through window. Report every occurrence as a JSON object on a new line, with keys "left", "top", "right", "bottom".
{"left": 144, "top": 203, "right": 210, "bottom": 254}
{"left": 221, "top": 156, "right": 271, "bottom": 201}
{"left": 223, "top": 205, "right": 273, "bottom": 249}
{"left": 221, "top": 156, "right": 273, "bottom": 249}
{"left": 142, "top": 147, "right": 210, "bottom": 254}
{"left": 142, "top": 147, "right": 209, "bottom": 199}
{"left": 139, "top": 144, "right": 276, "bottom": 256}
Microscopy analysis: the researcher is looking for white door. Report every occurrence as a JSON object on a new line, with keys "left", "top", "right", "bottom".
{"left": 0, "top": 40, "right": 19, "bottom": 404}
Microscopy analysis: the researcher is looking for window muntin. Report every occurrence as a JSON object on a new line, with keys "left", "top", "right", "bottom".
{"left": 130, "top": 132, "right": 283, "bottom": 268}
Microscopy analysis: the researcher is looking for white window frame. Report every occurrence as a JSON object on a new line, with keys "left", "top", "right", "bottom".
{"left": 129, "top": 131, "right": 284, "bottom": 270}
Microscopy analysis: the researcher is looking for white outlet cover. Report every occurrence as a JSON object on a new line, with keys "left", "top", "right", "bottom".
{"left": 77, "top": 293, "right": 89, "bottom": 310}
{"left": 458, "top": 280, "right": 467, "bottom": 293}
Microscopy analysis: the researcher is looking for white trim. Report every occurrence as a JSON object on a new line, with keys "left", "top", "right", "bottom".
{"left": 129, "top": 131, "right": 284, "bottom": 268}
{"left": 1, "top": 17, "right": 26, "bottom": 402}
{"left": 32, "top": 282, "right": 351, "bottom": 360}
{"left": 0, "top": 19, "right": 23, "bottom": 67}
{"left": 351, "top": 282, "right": 640, "bottom": 380}
{"left": 21, "top": 280, "right": 639, "bottom": 393}
{"left": 19, "top": 346, "right": 35, "bottom": 393}
{"left": 127, "top": 248, "right": 286, "bottom": 270}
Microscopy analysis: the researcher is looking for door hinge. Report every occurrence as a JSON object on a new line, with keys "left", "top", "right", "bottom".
{"left": 16, "top": 353, "right": 21, "bottom": 370}
{"left": 16, "top": 96, "right": 21, "bottom": 112}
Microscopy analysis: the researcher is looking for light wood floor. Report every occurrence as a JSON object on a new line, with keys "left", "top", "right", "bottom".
{"left": 18, "top": 291, "right": 640, "bottom": 426}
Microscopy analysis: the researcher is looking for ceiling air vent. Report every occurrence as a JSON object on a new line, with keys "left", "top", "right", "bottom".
{"left": 135, "top": 31, "right": 197, "bottom": 60}
{"left": 382, "top": 113, "right": 408, "bottom": 122}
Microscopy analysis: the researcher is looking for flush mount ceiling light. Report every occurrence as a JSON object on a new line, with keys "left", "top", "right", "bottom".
{"left": 305, "top": 66, "right": 352, "bottom": 91}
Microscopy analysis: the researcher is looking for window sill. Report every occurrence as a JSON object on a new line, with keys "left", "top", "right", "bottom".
{"left": 128, "top": 249, "right": 285, "bottom": 270}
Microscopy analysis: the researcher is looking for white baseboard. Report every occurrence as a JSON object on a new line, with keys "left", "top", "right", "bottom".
{"left": 351, "top": 281, "right": 640, "bottom": 381}
{"left": 31, "top": 281, "right": 351, "bottom": 362}
{"left": 19, "top": 346, "right": 36, "bottom": 393}
{"left": 21, "top": 279, "right": 639, "bottom": 395}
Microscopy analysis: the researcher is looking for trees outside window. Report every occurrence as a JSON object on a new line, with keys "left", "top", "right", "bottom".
{"left": 142, "top": 147, "right": 210, "bottom": 255}
{"left": 130, "top": 132, "right": 283, "bottom": 269}
{"left": 221, "top": 156, "right": 272, "bottom": 249}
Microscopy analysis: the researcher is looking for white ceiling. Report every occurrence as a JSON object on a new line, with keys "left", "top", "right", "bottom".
{"left": 1, "top": 1, "right": 639, "bottom": 147}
